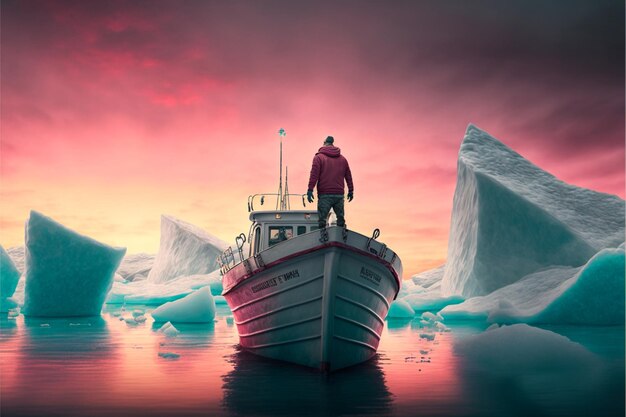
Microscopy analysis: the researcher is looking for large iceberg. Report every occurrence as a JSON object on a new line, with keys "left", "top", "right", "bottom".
{"left": 23, "top": 211, "right": 126, "bottom": 317}
{"left": 148, "top": 215, "right": 228, "bottom": 284}
{"left": 442, "top": 125, "right": 624, "bottom": 297}
{"left": 441, "top": 247, "right": 625, "bottom": 325}
{"left": 151, "top": 287, "right": 216, "bottom": 323}
{"left": 1, "top": 245, "right": 21, "bottom": 298}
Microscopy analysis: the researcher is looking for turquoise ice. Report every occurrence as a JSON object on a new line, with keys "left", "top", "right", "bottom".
{"left": 23, "top": 211, "right": 126, "bottom": 317}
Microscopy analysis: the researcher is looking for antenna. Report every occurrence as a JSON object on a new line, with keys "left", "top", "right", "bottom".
{"left": 284, "top": 166, "right": 290, "bottom": 210}
{"left": 277, "top": 128, "right": 286, "bottom": 210}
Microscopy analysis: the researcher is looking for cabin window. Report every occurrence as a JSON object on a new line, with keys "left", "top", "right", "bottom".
{"left": 268, "top": 226, "right": 293, "bottom": 246}
{"left": 297, "top": 226, "right": 307, "bottom": 235}
{"left": 310, "top": 225, "right": 320, "bottom": 231}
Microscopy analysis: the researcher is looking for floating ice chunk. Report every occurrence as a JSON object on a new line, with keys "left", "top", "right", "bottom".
{"left": 419, "top": 332, "right": 435, "bottom": 341}
{"left": 106, "top": 270, "right": 222, "bottom": 305}
{"left": 151, "top": 287, "right": 216, "bottom": 323}
{"left": 22, "top": 211, "right": 126, "bottom": 317}
{"left": 225, "top": 316, "right": 234, "bottom": 325}
{"left": 441, "top": 248, "right": 625, "bottom": 325}
{"left": 386, "top": 299, "right": 415, "bottom": 318}
{"left": 132, "top": 309, "right": 145, "bottom": 318}
{"left": 454, "top": 323, "right": 599, "bottom": 374}
{"left": 158, "top": 352, "right": 180, "bottom": 359}
{"left": 148, "top": 215, "right": 228, "bottom": 284}
{"left": 158, "top": 321, "right": 179, "bottom": 337}
{"left": 116, "top": 253, "right": 155, "bottom": 281}
{"left": 1, "top": 245, "right": 21, "bottom": 298}
{"left": 411, "top": 265, "right": 445, "bottom": 289}
{"left": 134, "top": 315, "right": 147, "bottom": 323}
{"left": 442, "top": 125, "right": 625, "bottom": 298}
{"left": 401, "top": 290, "right": 464, "bottom": 312}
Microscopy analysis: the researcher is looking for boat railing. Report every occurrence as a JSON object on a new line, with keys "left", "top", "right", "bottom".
{"left": 218, "top": 233, "right": 248, "bottom": 275}
{"left": 247, "top": 193, "right": 310, "bottom": 212}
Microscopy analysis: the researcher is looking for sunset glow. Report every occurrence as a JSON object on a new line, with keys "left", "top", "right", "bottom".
{"left": 2, "top": 0, "right": 623, "bottom": 276}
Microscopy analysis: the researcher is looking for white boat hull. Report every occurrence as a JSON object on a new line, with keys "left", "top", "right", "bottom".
{"left": 222, "top": 227, "right": 402, "bottom": 371}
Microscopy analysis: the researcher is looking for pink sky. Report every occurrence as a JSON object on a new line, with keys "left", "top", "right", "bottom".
{"left": 1, "top": 1, "right": 624, "bottom": 276}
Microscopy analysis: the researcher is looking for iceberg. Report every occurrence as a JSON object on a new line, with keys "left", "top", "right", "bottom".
{"left": 442, "top": 125, "right": 624, "bottom": 297}
{"left": 411, "top": 264, "right": 444, "bottom": 289}
{"left": 22, "top": 211, "right": 126, "bottom": 317}
{"left": 455, "top": 323, "right": 599, "bottom": 374}
{"left": 116, "top": 253, "right": 155, "bottom": 281}
{"left": 441, "top": 247, "right": 625, "bottom": 325}
{"left": 1, "top": 245, "right": 21, "bottom": 298}
{"left": 151, "top": 287, "right": 216, "bottom": 323}
{"left": 386, "top": 299, "right": 415, "bottom": 318}
{"left": 157, "top": 321, "right": 180, "bottom": 337}
{"left": 148, "top": 215, "right": 228, "bottom": 284}
{"left": 106, "top": 270, "right": 222, "bottom": 305}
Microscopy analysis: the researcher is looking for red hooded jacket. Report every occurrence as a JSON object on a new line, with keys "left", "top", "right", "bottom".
{"left": 307, "top": 146, "right": 354, "bottom": 195}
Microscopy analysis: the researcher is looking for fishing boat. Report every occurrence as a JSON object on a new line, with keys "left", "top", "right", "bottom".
{"left": 219, "top": 130, "right": 402, "bottom": 372}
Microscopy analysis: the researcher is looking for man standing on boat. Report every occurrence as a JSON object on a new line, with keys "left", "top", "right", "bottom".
{"left": 307, "top": 136, "right": 354, "bottom": 229}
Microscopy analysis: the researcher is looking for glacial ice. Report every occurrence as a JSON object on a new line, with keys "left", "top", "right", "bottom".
{"left": 442, "top": 125, "right": 625, "bottom": 298}
{"left": 441, "top": 247, "right": 625, "bottom": 325}
{"left": 386, "top": 299, "right": 415, "bottom": 318}
{"left": 0, "top": 297, "right": 18, "bottom": 313}
{"left": 106, "top": 270, "right": 222, "bottom": 305}
{"left": 6, "top": 246, "right": 24, "bottom": 273}
{"left": 158, "top": 321, "right": 180, "bottom": 337}
{"left": 402, "top": 291, "right": 464, "bottom": 313}
{"left": 152, "top": 287, "right": 216, "bottom": 323}
{"left": 116, "top": 253, "right": 155, "bottom": 281}
{"left": 22, "top": 211, "right": 126, "bottom": 317}
{"left": 455, "top": 323, "right": 599, "bottom": 374}
{"left": 148, "top": 215, "right": 228, "bottom": 284}
{"left": 411, "top": 265, "right": 444, "bottom": 289}
{"left": 1, "top": 245, "right": 21, "bottom": 298}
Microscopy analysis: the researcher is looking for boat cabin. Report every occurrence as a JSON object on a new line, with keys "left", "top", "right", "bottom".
{"left": 248, "top": 210, "right": 320, "bottom": 256}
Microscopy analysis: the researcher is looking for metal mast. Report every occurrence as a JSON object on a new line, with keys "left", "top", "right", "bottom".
{"left": 277, "top": 128, "right": 286, "bottom": 210}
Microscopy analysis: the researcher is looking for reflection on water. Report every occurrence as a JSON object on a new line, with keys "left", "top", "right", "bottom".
{"left": 0, "top": 307, "right": 624, "bottom": 417}
{"left": 222, "top": 348, "right": 392, "bottom": 417}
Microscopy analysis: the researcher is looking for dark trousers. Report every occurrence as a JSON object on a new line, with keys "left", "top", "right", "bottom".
{"left": 317, "top": 194, "right": 345, "bottom": 228}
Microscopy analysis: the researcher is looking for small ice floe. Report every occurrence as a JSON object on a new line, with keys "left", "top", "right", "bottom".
{"left": 419, "top": 312, "right": 450, "bottom": 332}
{"left": 124, "top": 318, "right": 139, "bottom": 325}
{"left": 111, "top": 311, "right": 122, "bottom": 317}
{"left": 134, "top": 315, "right": 147, "bottom": 323}
{"left": 158, "top": 321, "right": 179, "bottom": 338}
{"left": 132, "top": 309, "right": 145, "bottom": 318}
{"left": 419, "top": 349, "right": 429, "bottom": 355}
{"left": 225, "top": 316, "right": 234, "bottom": 325}
{"left": 158, "top": 352, "right": 180, "bottom": 359}
{"left": 69, "top": 322, "right": 91, "bottom": 326}
{"left": 419, "top": 332, "right": 436, "bottom": 341}
{"left": 40, "top": 323, "right": 50, "bottom": 327}
{"left": 7, "top": 309, "right": 20, "bottom": 319}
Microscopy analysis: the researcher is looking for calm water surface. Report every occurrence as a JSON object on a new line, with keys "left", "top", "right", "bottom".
{"left": 1, "top": 304, "right": 623, "bottom": 417}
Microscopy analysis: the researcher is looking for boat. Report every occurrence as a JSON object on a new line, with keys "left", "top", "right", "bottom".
{"left": 219, "top": 130, "right": 402, "bottom": 372}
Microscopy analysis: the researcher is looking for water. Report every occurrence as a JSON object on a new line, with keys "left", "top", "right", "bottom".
{"left": 1, "top": 305, "right": 623, "bottom": 417}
